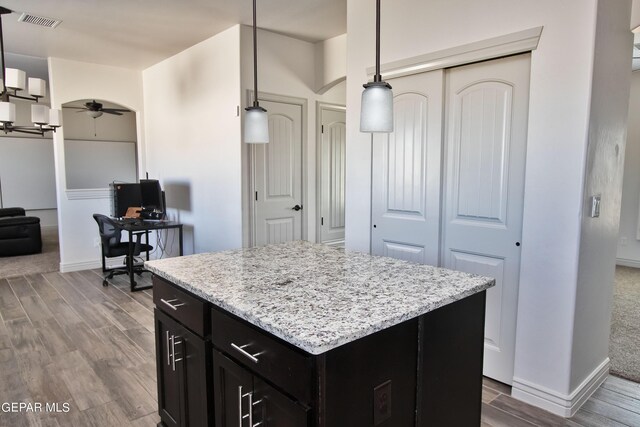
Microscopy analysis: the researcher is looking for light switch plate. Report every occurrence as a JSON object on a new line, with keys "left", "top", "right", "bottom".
{"left": 590, "top": 195, "right": 601, "bottom": 218}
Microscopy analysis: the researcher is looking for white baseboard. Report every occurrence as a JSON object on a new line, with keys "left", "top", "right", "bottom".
{"left": 60, "top": 259, "right": 101, "bottom": 273}
{"left": 511, "top": 358, "right": 609, "bottom": 417}
{"left": 615, "top": 257, "right": 640, "bottom": 268}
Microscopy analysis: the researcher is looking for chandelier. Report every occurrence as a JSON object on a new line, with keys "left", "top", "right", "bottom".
{"left": 0, "top": 7, "right": 61, "bottom": 136}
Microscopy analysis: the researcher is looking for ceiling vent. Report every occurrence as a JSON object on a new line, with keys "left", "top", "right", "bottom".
{"left": 17, "top": 12, "right": 61, "bottom": 29}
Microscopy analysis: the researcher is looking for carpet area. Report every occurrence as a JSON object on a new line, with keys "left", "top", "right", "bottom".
{"left": 610, "top": 265, "right": 640, "bottom": 383}
{"left": 0, "top": 226, "right": 60, "bottom": 279}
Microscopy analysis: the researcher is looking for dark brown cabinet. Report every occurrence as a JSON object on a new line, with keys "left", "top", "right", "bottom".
{"left": 213, "top": 350, "right": 310, "bottom": 427}
{"left": 155, "top": 308, "right": 211, "bottom": 427}
{"left": 153, "top": 275, "right": 486, "bottom": 427}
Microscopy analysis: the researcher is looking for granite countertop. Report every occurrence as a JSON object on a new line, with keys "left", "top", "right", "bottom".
{"left": 146, "top": 241, "right": 494, "bottom": 355}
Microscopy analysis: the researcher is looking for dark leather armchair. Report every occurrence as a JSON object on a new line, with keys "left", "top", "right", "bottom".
{"left": 93, "top": 213, "right": 153, "bottom": 286}
{"left": 0, "top": 207, "right": 42, "bottom": 257}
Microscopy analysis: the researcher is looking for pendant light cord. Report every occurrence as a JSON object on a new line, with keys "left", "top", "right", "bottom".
{"left": 375, "top": 0, "right": 381, "bottom": 83}
{"left": 0, "top": 10, "right": 7, "bottom": 100}
{"left": 252, "top": 0, "right": 259, "bottom": 107}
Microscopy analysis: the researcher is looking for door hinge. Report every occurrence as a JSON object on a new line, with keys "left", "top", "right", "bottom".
{"left": 255, "top": 191, "right": 258, "bottom": 201}
{"left": 237, "top": 105, "right": 240, "bottom": 117}
{"left": 321, "top": 125, "right": 324, "bottom": 133}
{"left": 321, "top": 217, "right": 324, "bottom": 226}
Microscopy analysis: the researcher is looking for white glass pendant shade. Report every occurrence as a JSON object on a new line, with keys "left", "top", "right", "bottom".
{"left": 244, "top": 106, "right": 269, "bottom": 144}
{"left": 5, "top": 68, "right": 26, "bottom": 91}
{"left": 31, "top": 104, "right": 50, "bottom": 125}
{"left": 28, "top": 78, "right": 46, "bottom": 98}
{"left": 87, "top": 110, "right": 103, "bottom": 119}
{"left": 48, "top": 109, "right": 62, "bottom": 127}
{"left": 0, "top": 101, "right": 16, "bottom": 123}
{"left": 360, "top": 82, "right": 394, "bottom": 133}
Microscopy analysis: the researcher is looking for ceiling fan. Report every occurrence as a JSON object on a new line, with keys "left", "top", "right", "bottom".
{"left": 66, "top": 100, "right": 131, "bottom": 118}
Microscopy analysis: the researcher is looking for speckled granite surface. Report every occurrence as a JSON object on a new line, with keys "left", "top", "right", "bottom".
{"left": 146, "top": 241, "right": 494, "bottom": 355}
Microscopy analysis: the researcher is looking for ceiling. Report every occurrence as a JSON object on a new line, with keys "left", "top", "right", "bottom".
{"left": 0, "top": 0, "right": 347, "bottom": 70}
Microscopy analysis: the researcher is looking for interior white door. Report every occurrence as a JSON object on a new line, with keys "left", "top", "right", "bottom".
{"left": 371, "top": 70, "right": 443, "bottom": 265}
{"left": 442, "top": 54, "right": 530, "bottom": 385}
{"left": 252, "top": 99, "right": 303, "bottom": 246}
{"left": 320, "top": 107, "right": 346, "bottom": 244}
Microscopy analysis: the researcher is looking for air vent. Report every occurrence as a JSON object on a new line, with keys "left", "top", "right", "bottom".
{"left": 17, "top": 12, "right": 61, "bottom": 28}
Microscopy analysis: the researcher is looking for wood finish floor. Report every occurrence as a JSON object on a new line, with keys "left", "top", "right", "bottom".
{"left": 0, "top": 270, "right": 639, "bottom": 426}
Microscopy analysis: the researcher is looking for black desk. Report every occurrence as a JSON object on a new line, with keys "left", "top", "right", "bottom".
{"left": 114, "top": 219, "right": 184, "bottom": 292}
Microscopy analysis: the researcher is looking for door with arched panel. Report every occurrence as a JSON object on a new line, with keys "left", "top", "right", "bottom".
{"left": 371, "top": 69, "right": 444, "bottom": 266}
{"left": 252, "top": 99, "right": 303, "bottom": 246}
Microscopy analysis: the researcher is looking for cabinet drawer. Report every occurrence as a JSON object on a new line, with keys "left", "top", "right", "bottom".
{"left": 153, "top": 275, "right": 209, "bottom": 337}
{"left": 211, "top": 307, "right": 313, "bottom": 404}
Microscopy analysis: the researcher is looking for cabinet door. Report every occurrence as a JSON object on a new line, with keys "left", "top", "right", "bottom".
{"left": 155, "top": 309, "right": 183, "bottom": 427}
{"left": 254, "top": 378, "right": 310, "bottom": 427}
{"left": 213, "top": 350, "right": 253, "bottom": 427}
{"left": 179, "top": 323, "right": 211, "bottom": 426}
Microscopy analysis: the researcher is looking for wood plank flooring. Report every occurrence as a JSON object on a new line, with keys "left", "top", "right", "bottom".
{"left": 0, "top": 270, "right": 638, "bottom": 426}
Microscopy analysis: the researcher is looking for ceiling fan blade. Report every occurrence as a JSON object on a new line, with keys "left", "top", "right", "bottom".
{"left": 102, "top": 108, "right": 130, "bottom": 113}
{"left": 102, "top": 110, "right": 124, "bottom": 116}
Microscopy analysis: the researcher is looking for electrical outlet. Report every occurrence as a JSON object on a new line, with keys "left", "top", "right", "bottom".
{"left": 373, "top": 380, "right": 391, "bottom": 425}
{"left": 620, "top": 237, "right": 628, "bottom": 246}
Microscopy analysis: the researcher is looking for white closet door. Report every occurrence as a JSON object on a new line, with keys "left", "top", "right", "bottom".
{"left": 252, "top": 100, "right": 303, "bottom": 246}
{"left": 442, "top": 54, "right": 531, "bottom": 385}
{"left": 371, "top": 70, "right": 444, "bottom": 265}
{"left": 320, "top": 108, "right": 346, "bottom": 244}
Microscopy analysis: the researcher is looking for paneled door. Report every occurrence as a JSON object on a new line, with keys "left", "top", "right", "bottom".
{"left": 442, "top": 54, "right": 530, "bottom": 384}
{"left": 252, "top": 99, "right": 303, "bottom": 246}
{"left": 319, "top": 106, "right": 346, "bottom": 244}
{"left": 371, "top": 70, "right": 444, "bottom": 265}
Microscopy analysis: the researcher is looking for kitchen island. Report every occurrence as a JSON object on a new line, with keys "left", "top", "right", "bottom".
{"left": 146, "top": 241, "right": 494, "bottom": 427}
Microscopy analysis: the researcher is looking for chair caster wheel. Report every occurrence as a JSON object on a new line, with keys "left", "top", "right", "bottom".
{"left": 102, "top": 280, "right": 108, "bottom": 287}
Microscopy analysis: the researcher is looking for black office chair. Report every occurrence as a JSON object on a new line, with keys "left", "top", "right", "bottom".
{"left": 93, "top": 214, "right": 153, "bottom": 287}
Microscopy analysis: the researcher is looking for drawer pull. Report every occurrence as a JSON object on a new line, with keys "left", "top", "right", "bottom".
{"left": 161, "top": 298, "right": 185, "bottom": 311}
{"left": 231, "top": 343, "right": 262, "bottom": 364}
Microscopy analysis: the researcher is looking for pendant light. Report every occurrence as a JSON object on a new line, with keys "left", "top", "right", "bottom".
{"left": 244, "top": 0, "right": 269, "bottom": 144}
{"left": 360, "top": 0, "right": 393, "bottom": 133}
{"left": 0, "top": 7, "right": 62, "bottom": 136}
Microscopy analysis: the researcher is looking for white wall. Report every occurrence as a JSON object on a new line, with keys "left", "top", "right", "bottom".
{"left": 0, "top": 137, "right": 57, "bottom": 227}
{"left": 346, "top": 0, "right": 631, "bottom": 416}
{"left": 143, "top": 25, "right": 243, "bottom": 255}
{"left": 48, "top": 57, "right": 145, "bottom": 271}
{"left": 571, "top": 0, "right": 632, "bottom": 395}
{"left": 315, "top": 33, "right": 347, "bottom": 92}
{"left": 632, "top": 0, "right": 640, "bottom": 29}
{"left": 240, "top": 26, "right": 346, "bottom": 247}
{"left": 617, "top": 71, "right": 640, "bottom": 264}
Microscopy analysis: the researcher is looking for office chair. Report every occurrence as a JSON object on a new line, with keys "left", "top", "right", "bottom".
{"left": 93, "top": 214, "right": 153, "bottom": 287}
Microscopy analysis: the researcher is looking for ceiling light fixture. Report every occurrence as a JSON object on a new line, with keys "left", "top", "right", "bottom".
{"left": 360, "top": 0, "right": 393, "bottom": 133}
{"left": 0, "top": 7, "right": 61, "bottom": 136}
{"left": 243, "top": 0, "right": 268, "bottom": 144}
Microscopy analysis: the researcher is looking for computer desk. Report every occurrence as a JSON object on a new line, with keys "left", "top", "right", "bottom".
{"left": 114, "top": 219, "right": 184, "bottom": 292}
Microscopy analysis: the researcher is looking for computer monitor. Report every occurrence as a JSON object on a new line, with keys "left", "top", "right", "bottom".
{"left": 140, "top": 179, "right": 164, "bottom": 212}
{"left": 110, "top": 182, "right": 142, "bottom": 218}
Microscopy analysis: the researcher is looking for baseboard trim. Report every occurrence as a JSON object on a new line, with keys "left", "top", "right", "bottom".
{"left": 615, "top": 257, "right": 640, "bottom": 268}
{"left": 511, "top": 358, "right": 609, "bottom": 417}
{"left": 60, "top": 259, "right": 101, "bottom": 273}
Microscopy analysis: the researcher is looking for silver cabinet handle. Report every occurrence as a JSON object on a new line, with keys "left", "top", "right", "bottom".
{"left": 161, "top": 298, "right": 185, "bottom": 311}
{"left": 166, "top": 331, "right": 171, "bottom": 366}
{"left": 171, "top": 335, "right": 183, "bottom": 371}
{"left": 230, "top": 343, "right": 262, "bottom": 364}
{"left": 252, "top": 398, "right": 263, "bottom": 426}
{"left": 238, "top": 386, "right": 243, "bottom": 426}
